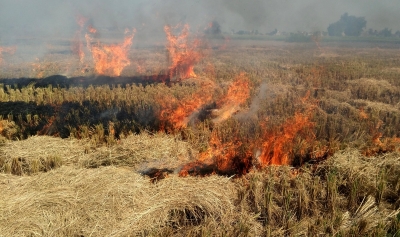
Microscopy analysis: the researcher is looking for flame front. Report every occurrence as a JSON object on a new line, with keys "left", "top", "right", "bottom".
{"left": 159, "top": 80, "right": 215, "bottom": 130}
{"left": 212, "top": 73, "right": 251, "bottom": 123}
{"left": 86, "top": 28, "right": 135, "bottom": 76}
{"left": 164, "top": 24, "right": 203, "bottom": 80}
{"left": 258, "top": 111, "right": 315, "bottom": 166}
{"left": 179, "top": 129, "right": 252, "bottom": 177}
{"left": 257, "top": 92, "right": 316, "bottom": 165}
{"left": 71, "top": 15, "right": 87, "bottom": 63}
{"left": 179, "top": 90, "right": 317, "bottom": 176}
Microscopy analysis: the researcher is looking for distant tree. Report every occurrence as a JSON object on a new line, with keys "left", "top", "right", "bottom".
{"left": 368, "top": 28, "right": 375, "bottom": 36}
{"left": 327, "top": 13, "right": 366, "bottom": 36}
{"left": 236, "top": 30, "right": 250, "bottom": 35}
{"left": 327, "top": 21, "right": 345, "bottom": 36}
{"left": 267, "top": 29, "right": 278, "bottom": 36}
{"left": 205, "top": 21, "right": 221, "bottom": 35}
{"left": 379, "top": 28, "right": 392, "bottom": 37}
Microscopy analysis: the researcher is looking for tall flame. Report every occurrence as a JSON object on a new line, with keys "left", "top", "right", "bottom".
{"left": 86, "top": 28, "right": 135, "bottom": 76}
{"left": 310, "top": 32, "right": 322, "bottom": 51}
{"left": 212, "top": 73, "right": 251, "bottom": 123}
{"left": 164, "top": 24, "right": 203, "bottom": 80}
{"left": 179, "top": 91, "right": 317, "bottom": 176}
{"left": 257, "top": 93, "right": 316, "bottom": 166}
{"left": 71, "top": 15, "right": 87, "bottom": 63}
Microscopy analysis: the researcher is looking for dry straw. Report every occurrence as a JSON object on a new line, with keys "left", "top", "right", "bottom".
{"left": 0, "top": 133, "right": 193, "bottom": 175}
{"left": 0, "top": 166, "right": 259, "bottom": 236}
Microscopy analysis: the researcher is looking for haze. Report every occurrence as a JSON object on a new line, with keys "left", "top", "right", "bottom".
{"left": 0, "top": 0, "right": 399, "bottom": 41}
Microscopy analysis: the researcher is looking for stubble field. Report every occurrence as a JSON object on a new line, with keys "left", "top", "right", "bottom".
{"left": 0, "top": 34, "right": 400, "bottom": 236}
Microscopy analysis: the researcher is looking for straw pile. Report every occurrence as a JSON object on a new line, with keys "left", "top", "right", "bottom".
{"left": 0, "top": 133, "right": 193, "bottom": 175}
{"left": 324, "top": 148, "right": 400, "bottom": 190}
{"left": 0, "top": 166, "right": 260, "bottom": 236}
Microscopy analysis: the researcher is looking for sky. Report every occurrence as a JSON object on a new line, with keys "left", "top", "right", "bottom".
{"left": 0, "top": 0, "right": 399, "bottom": 40}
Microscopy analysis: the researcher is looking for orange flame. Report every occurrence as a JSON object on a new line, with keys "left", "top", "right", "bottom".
{"left": 258, "top": 93, "right": 316, "bottom": 166}
{"left": 72, "top": 15, "right": 88, "bottom": 63}
{"left": 31, "top": 58, "right": 45, "bottom": 78}
{"left": 0, "top": 46, "right": 16, "bottom": 64}
{"left": 86, "top": 28, "right": 135, "bottom": 76}
{"left": 221, "top": 37, "right": 231, "bottom": 50}
{"left": 159, "top": 80, "right": 215, "bottom": 130}
{"left": 212, "top": 73, "right": 251, "bottom": 123}
{"left": 361, "top": 119, "right": 399, "bottom": 156}
{"left": 310, "top": 32, "right": 323, "bottom": 51}
{"left": 136, "top": 58, "right": 146, "bottom": 74}
{"left": 164, "top": 24, "right": 203, "bottom": 80}
{"left": 257, "top": 112, "right": 314, "bottom": 166}
{"left": 88, "top": 25, "right": 97, "bottom": 34}
{"left": 179, "top": 129, "right": 252, "bottom": 177}
{"left": 178, "top": 91, "right": 317, "bottom": 176}
{"left": 359, "top": 107, "right": 368, "bottom": 120}
{"left": 76, "top": 15, "right": 87, "bottom": 28}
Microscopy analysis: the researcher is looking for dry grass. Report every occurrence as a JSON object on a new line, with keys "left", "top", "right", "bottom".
{"left": 0, "top": 134, "right": 399, "bottom": 236}
{"left": 325, "top": 149, "right": 400, "bottom": 186}
{"left": 0, "top": 133, "right": 194, "bottom": 175}
{"left": 0, "top": 166, "right": 261, "bottom": 236}
{"left": 234, "top": 150, "right": 400, "bottom": 236}
{"left": 0, "top": 120, "right": 18, "bottom": 139}
{"left": 1, "top": 39, "right": 400, "bottom": 236}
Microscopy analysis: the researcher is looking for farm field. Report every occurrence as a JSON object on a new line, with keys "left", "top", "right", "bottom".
{"left": 0, "top": 33, "right": 400, "bottom": 236}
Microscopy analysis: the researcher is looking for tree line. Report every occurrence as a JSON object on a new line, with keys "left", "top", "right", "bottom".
{"left": 328, "top": 13, "right": 400, "bottom": 37}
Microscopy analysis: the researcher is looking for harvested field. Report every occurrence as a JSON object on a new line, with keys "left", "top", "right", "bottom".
{"left": 0, "top": 166, "right": 255, "bottom": 236}
{"left": 0, "top": 133, "right": 193, "bottom": 176}
{"left": 1, "top": 141, "right": 399, "bottom": 236}
{"left": 1, "top": 31, "right": 400, "bottom": 236}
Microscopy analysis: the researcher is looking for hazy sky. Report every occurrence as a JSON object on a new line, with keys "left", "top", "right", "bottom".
{"left": 0, "top": 0, "right": 399, "bottom": 40}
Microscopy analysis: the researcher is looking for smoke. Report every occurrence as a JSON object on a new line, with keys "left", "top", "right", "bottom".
{"left": 235, "top": 82, "right": 268, "bottom": 122}
{"left": 1, "top": 0, "right": 399, "bottom": 39}
{"left": 0, "top": 0, "right": 399, "bottom": 61}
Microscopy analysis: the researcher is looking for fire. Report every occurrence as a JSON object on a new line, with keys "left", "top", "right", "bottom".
{"left": 136, "top": 59, "right": 146, "bottom": 74}
{"left": 86, "top": 28, "right": 135, "bottom": 76}
{"left": 218, "top": 36, "right": 230, "bottom": 50}
{"left": 257, "top": 111, "right": 315, "bottom": 166}
{"left": 362, "top": 119, "right": 400, "bottom": 156}
{"left": 0, "top": 46, "right": 16, "bottom": 64}
{"left": 179, "top": 129, "right": 252, "bottom": 177}
{"left": 212, "top": 73, "right": 251, "bottom": 123}
{"left": 164, "top": 24, "right": 203, "bottom": 80}
{"left": 310, "top": 32, "right": 323, "bottom": 51}
{"left": 359, "top": 107, "right": 368, "bottom": 120}
{"left": 88, "top": 25, "right": 97, "bottom": 34}
{"left": 179, "top": 91, "right": 318, "bottom": 176}
{"left": 72, "top": 15, "right": 87, "bottom": 63}
{"left": 159, "top": 80, "right": 215, "bottom": 131}
{"left": 257, "top": 92, "right": 316, "bottom": 166}
{"left": 76, "top": 15, "right": 87, "bottom": 28}
{"left": 31, "top": 58, "right": 45, "bottom": 78}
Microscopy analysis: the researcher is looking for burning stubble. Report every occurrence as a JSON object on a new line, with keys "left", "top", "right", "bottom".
{"left": 158, "top": 79, "right": 216, "bottom": 131}
{"left": 85, "top": 28, "right": 135, "bottom": 77}
{"left": 71, "top": 15, "right": 88, "bottom": 63}
{"left": 164, "top": 24, "right": 204, "bottom": 80}
{"left": 212, "top": 73, "right": 251, "bottom": 124}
